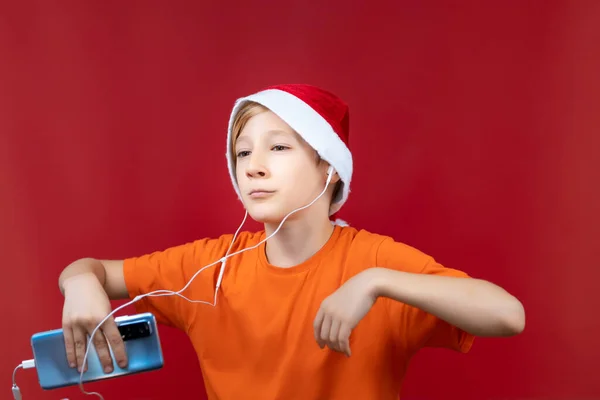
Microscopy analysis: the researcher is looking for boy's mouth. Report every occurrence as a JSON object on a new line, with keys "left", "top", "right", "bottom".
{"left": 248, "top": 190, "right": 275, "bottom": 199}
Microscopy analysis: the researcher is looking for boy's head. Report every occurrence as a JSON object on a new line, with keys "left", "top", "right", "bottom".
{"left": 226, "top": 84, "right": 352, "bottom": 225}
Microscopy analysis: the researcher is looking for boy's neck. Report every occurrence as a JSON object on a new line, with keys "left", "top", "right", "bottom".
{"left": 263, "top": 217, "right": 335, "bottom": 268}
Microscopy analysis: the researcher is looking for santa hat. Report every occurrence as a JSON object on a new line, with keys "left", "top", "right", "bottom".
{"left": 226, "top": 83, "right": 352, "bottom": 226}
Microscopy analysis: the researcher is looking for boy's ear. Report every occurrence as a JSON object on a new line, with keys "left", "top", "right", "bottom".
{"left": 326, "top": 165, "right": 341, "bottom": 184}
{"left": 317, "top": 157, "right": 340, "bottom": 183}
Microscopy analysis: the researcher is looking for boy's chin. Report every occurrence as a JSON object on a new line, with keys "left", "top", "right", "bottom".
{"left": 248, "top": 212, "right": 285, "bottom": 225}
{"left": 245, "top": 206, "right": 290, "bottom": 226}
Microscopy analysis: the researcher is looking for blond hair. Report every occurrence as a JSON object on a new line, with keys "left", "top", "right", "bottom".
{"left": 230, "top": 101, "right": 268, "bottom": 163}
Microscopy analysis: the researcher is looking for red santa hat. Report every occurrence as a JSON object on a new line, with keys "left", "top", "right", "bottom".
{"left": 226, "top": 83, "right": 353, "bottom": 226}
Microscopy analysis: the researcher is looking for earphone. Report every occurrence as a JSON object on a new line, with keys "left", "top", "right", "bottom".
{"left": 77, "top": 165, "right": 337, "bottom": 399}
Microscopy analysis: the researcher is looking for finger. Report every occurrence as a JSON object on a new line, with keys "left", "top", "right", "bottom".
{"left": 313, "top": 308, "right": 325, "bottom": 343}
{"left": 87, "top": 321, "right": 113, "bottom": 373}
{"left": 72, "top": 326, "right": 88, "bottom": 372}
{"left": 102, "top": 318, "right": 128, "bottom": 369}
{"left": 338, "top": 324, "right": 352, "bottom": 357}
{"left": 319, "top": 315, "right": 332, "bottom": 349}
{"left": 329, "top": 319, "right": 341, "bottom": 352}
{"left": 62, "top": 323, "right": 77, "bottom": 368}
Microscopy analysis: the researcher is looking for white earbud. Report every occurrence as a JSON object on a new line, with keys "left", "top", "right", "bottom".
{"left": 327, "top": 165, "right": 334, "bottom": 176}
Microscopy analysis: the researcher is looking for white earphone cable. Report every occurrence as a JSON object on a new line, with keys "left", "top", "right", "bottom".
{"left": 77, "top": 167, "right": 336, "bottom": 399}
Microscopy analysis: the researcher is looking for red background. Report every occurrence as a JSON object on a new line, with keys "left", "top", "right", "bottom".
{"left": 1, "top": 1, "right": 599, "bottom": 399}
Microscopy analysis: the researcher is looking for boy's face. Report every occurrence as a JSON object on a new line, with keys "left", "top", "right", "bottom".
{"left": 234, "top": 110, "right": 334, "bottom": 224}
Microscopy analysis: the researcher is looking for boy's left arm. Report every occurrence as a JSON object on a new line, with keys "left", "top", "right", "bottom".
{"left": 370, "top": 267, "right": 525, "bottom": 338}
{"left": 313, "top": 239, "right": 525, "bottom": 357}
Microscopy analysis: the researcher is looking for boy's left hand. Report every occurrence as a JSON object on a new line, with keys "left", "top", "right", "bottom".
{"left": 313, "top": 268, "right": 379, "bottom": 357}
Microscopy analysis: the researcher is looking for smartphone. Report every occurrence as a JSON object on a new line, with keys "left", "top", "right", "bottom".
{"left": 30, "top": 312, "right": 164, "bottom": 390}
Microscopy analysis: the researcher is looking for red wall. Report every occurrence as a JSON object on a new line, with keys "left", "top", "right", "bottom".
{"left": 2, "top": 1, "right": 599, "bottom": 399}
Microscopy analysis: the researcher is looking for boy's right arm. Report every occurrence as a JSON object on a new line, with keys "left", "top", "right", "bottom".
{"left": 57, "top": 234, "right": 238, "bottom": 374}
{"left": 58, "top": 258, "right": 129, "bottom": 374}
{"left": 59, "top": 258, "right": 128, "bottom": 300}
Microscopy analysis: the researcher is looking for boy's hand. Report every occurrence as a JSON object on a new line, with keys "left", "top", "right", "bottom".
{"left": 313, "top": 268, "right": 380, "bottom": 357}
{"left": 62, "top": 273, "right": 128, "bottom": 373}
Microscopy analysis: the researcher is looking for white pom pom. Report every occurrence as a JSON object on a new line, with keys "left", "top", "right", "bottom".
{"left": 332, "top": 218, "right": 349, "bottom": 227}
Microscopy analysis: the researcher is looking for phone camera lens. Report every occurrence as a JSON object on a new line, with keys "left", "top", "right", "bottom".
{"left": 119, "top": 321, "right": 150, "bottom": 341}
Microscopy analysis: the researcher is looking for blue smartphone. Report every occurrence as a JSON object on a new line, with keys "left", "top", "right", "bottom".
{"left": 30, "top": 312, "right": 164, "bottom": 390}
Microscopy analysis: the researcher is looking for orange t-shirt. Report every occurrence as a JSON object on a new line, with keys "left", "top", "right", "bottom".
{"left": 124, "top": 225, "right": 474, "bottom": 399}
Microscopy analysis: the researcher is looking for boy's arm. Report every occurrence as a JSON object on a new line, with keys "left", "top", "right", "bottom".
{"left": 370, "top": 267, "right": 525, "bottom": 337}
{"left": 314, "top": 237, "right": 525, "bottom": 357}
{"left": 59, "top": 258, "right": 128, "bottom": 300}
{"left": 58, "top": 258, "right": 129, "bottom": 373}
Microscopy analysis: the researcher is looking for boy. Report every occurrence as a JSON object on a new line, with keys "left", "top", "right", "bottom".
{"left": 58, "top": 83, "right": 525, "bottom": 399}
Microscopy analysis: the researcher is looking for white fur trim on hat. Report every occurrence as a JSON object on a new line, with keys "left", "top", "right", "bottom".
{"left": 226, "top": 88, "right": 353, "bottom": 216}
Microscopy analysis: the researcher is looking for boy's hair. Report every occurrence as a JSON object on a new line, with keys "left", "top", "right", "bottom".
{"left": 230, "top": 101, "right": 268, "bottom": 164}
{"left": 231, "top": 101, "right": 342, "bottom": 204}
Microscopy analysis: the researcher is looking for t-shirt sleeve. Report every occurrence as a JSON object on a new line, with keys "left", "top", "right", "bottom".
{"left": 123, "top": 235, "right": 231, "bottom": 332}
{"left": 375, "top": 236, "right": 475, "bottom": 355}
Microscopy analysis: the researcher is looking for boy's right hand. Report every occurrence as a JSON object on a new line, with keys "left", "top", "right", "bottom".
{"left": 61, "top": 273, "right": 128, "bottom": 374}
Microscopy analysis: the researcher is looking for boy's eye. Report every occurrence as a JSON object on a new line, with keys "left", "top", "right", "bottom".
{"left": 237, "top": 150, "right": 251, "bottom": 158}
{"left": 272, "top": 145, "right": 288, "bottom": 151}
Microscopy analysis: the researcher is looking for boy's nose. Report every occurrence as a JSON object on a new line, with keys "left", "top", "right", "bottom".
{"left": 246, "top": 153, "right": 269, "bottom": 178}
{"left": 246, "top": 168, "right": 266, "bottom": 178}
